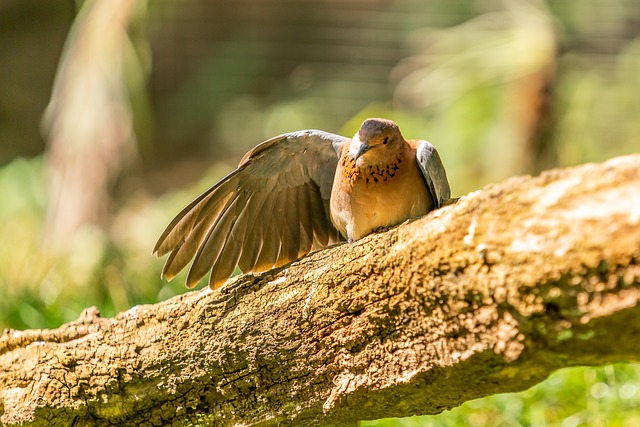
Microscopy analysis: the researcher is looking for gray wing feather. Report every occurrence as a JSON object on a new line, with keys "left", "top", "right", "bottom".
{"left": 416, "top": 140, "right": 451, "bottom": 208}
{"left": 154, "top": 130, "right": 349, "bottom": 289}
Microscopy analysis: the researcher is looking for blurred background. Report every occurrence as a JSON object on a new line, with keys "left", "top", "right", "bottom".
{"left": 1, "top": 0, "right": 639, "bottom": 425}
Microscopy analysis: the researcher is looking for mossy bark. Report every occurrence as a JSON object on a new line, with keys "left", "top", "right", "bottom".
{"left": 1, "top": 155, "right": 639, "bottom": 426}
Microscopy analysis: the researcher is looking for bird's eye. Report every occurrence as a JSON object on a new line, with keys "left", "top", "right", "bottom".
{"left": 383, "top": 137, "right": 389, "bottom": 145}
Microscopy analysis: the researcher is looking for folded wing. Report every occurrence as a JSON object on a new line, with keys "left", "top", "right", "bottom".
{"left": 415, "top": 140, "right": 451, "bottom": 208}
{"left": 153, "top": 130, "right": 349, "bottom": 289}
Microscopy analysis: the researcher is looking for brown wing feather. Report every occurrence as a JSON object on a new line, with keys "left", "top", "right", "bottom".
{"left": 186, "top": 193, "right": 247, "bottom": 288}
{"left": 206, "top": 192, "right": 254, "bottom": 289}
{"left": 161, "top": 191, "right": 235, "bottom": 280}
{"left": 155, "top": 130, "right": 349, "bottom": 289}
{"left": 237, "top": 190, "right": 275, "bottom": 273}
{"left": 153, "top": 172, "right": 240, "bottom": 257}
{"left": 296, "top": 183, "right": 314, "bottom": 255}
{"left": 278, "top": 187, "right": 300, "bottom": 266}
{"left": 253, "top": 189, "right": 286, "bottom": 272}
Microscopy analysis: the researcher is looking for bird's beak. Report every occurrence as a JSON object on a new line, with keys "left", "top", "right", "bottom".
{"left": 354, "top": 142, "right": 371, "bottom": 160}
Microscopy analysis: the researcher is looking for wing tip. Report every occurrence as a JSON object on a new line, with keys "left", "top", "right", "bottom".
{"left": 153, "top": 239, "right": 172, "bottom": 258}
{"left": 208, "top": 275, "right": 228, "bottom": 290}
{"left": 185, "top": 278, "right": 200, "bottom": 289}
{"left": 186, "top": 267, "right": 206, "bottom": 289}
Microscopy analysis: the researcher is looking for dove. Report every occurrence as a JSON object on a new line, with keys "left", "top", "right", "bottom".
{"left": 153, "top": 118, "right": 451, "bottom": 289}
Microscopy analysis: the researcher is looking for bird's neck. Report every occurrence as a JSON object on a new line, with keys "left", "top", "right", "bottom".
{"left": 339, "top": 151, "right": 406, "bottom": 188}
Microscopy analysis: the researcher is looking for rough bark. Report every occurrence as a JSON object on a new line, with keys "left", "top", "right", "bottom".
{"left": 1, "top": 154, "right": 640, "bottom": 427}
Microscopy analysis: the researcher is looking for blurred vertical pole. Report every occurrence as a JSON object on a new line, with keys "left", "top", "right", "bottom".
{"left": 42, "top": 0, "right": 146, "bottom": 248}
{"left": 392, "top": 0, "right": 557, "bottom": 188}
{"left": 500, "top": 1, "right": 557, "bottom": 175}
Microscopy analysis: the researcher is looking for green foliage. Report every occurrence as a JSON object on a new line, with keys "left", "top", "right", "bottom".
{"left": 0, "top": 157, "right": 234, "bottom": 330}
{"left": 364, "top": 364, "right": 640, "bottom": 427}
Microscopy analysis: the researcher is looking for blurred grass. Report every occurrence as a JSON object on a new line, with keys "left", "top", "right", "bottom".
{"left": 0, "top": 155, "right": 232, "bottom": 330}
{"left": 364, "top": 363, "right": 640, "bottom": 427}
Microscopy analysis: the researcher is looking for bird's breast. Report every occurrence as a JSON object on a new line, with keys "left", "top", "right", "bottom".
{"left": 330, "top": 154, "right": 431, "bottom": 240}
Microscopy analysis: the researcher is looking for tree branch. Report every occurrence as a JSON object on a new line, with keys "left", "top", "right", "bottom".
{"left": 2, "top": 155, "right": 640, "bottom": 427}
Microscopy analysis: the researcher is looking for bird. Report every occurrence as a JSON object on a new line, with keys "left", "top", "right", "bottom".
{"left": 153, "top": 118, "right": 451, "bottom": 289}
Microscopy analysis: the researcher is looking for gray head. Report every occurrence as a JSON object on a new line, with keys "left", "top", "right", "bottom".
{"left": 351, "top": 118, "right": 404, "bottom": 162}
{"left": 358, "top": 118, "right": 399, "bottom": 141}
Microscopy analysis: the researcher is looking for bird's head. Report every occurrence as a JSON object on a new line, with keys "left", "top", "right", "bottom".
{"left": 349, "top": 118, "right": 403, "bottom": 165}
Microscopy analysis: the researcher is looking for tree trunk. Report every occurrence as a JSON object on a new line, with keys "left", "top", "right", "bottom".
{"left": 1, "top": 154, "right": 640, "bottom": 427}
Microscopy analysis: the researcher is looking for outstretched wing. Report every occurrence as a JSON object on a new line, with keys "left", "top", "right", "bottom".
{"left": 153, "top": 130, "right": 349, "bottom": 289}
{"left": 415, "top": 140, "right": 451, "bottom": 208}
